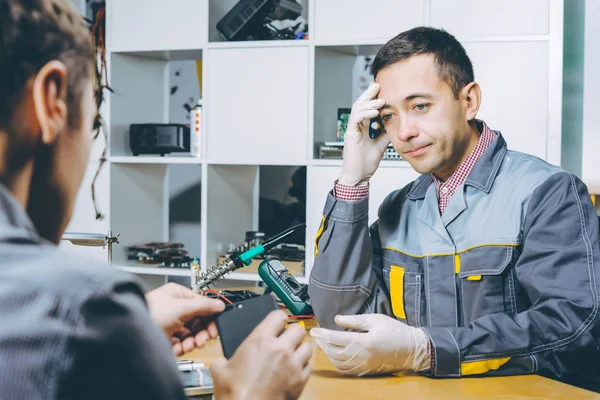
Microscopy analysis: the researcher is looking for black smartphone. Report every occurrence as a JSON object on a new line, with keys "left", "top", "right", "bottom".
{"left": 369, "top": 114, "right": 386, "bottom": 140}
{"left": 215, "top": 294, "right": 279, "bottom": 358}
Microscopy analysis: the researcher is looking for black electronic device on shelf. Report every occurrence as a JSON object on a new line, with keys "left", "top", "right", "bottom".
{"left": 216, "top": 0, "right": 303, "bottom": 41}
{"left": 129, "top": 123, "right": 190, "bottom": 156}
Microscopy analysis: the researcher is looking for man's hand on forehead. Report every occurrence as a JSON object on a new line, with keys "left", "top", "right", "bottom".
{"left": 337, "top": 82, "right": 391, "bottom": 186}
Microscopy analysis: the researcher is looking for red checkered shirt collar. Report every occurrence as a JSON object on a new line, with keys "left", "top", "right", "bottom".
{"left": 432, "top": 121, "right": 495, "bottom": 214}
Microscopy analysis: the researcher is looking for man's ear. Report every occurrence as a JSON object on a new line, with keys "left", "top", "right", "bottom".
{"left": 32, "top": 60, "right": 68, "bottom": 145}
{"left": 461, "top": 81, "right": 482, "bottom": 121}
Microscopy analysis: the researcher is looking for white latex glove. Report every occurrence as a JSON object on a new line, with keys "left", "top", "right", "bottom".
{"left": 310, "top": 314, "right": 431, "bottom": 376}
{"left": 339, "top": 82, "right": 391, "bottom": 186}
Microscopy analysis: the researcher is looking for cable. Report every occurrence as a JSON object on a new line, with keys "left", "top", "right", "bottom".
{"left": 203, "top": 289, "right": 233, "bottom": 305}
{"left": 90, "top": 5, "right": 111, "bottom": 221}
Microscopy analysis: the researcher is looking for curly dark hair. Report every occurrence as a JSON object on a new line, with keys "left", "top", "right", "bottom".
{"left": 0, "top": 0, "right": 94, "bottom": 129}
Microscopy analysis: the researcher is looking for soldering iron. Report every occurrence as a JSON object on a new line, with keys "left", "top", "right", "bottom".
{"left": 193, "top": 223, "right": 306, "bottom": 290}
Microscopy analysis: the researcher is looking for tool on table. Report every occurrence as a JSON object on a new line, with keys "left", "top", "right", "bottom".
{"left": 258, "top": 257, "right": 312, "bottom": 316}
{"left": 193, "top": 223, "right": 306, "bottom": 291}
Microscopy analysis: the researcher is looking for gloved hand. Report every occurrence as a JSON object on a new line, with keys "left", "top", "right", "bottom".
{"left": 338, "top": 82, "right": 391, "bottom": 186}
{"left": 310, "top": 314, "right": 431, "bottom": 376}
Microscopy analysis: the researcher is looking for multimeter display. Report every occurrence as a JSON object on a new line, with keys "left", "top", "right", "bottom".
{"left": 270, "top": 260, "right": 287, "bottom": 273}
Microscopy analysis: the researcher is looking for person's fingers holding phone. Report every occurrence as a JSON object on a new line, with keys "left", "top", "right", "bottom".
{"left": 279, "top": 322, "right": 315, "bottom": 378}
{"left": 248, "top": 309, "right": 288, "bottom": 338}
{"left": 278, "top": 320, "right": 305, "bottom": 346}
{"left": 347, "top": 83, "right": 385, "bottom": 139}
{"left": 145, "top": 282, "right": 225, "bottom": 356}
{"left": 339, "top": 82, "right": 390, "bottom": 186}
{"left": 293, "top": 340, "right": 315, "bottom": 381}
{"left": 210, "top": 310, "right": 313, "bottom": 400}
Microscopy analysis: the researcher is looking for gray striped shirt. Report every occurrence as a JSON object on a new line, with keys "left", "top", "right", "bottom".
{"left": 0, "top": 184, "right": 186, "bottom": 399}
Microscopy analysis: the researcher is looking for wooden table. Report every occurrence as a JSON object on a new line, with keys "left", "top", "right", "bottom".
{"left": 182, "top": 339, "right": 600, "bottom": 399}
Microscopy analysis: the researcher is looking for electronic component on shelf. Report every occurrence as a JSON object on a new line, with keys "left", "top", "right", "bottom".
{"left": 129, "top": 123, "right": 190, "bottom": 156}
{"left": 126, "top": 242, "right": 184, "bottom": 259}
{"left": 126, "top": 242, "right": 193, "bottom": 268}
{"left": 383, "top": 146, "right": 403, "bottom": 161}
{"left": 319, "top": 143, "right": 344, "bottom": 159}
{"left": 268, "top": 243, "right": 304, "bottom": 262}
{"left": 336, "top": 108, "right": 351, "bottom": 141}
{"left": 216, "top": 0, "right": 303, "bottom": 42}
{"left": 217, "top": 0, "right": 272, "bottom": 41}
{"left": 190, "top": 101, "right": 202, "bottom": 157}
{"left": 318, "top": 142, "right": 404, "bottom": 161}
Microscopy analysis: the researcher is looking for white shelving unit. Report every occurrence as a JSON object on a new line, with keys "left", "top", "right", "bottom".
{"left": 108, "top": 156, "right": 202, "bottom": 164}
{"left": 66, "top": 0, "right": 569, "bottom": 290}
{"left": 113, "top": 263, "right": 193, "bottom": 277}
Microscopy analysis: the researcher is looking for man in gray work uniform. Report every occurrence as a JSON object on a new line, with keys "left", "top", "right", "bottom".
{"left": 308, "top": 27, "right": 600, "bottom": 392}
{"left": 0, "top": 1, "right": 313, "bottom": 399}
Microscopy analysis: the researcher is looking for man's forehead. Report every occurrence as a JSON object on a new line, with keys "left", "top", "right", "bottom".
{"left": 375, "top": 54, "right": 443, "bottom": 99}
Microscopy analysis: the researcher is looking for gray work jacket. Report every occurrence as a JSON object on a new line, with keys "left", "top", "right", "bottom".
{"left": 309, "top": 132, "right": 600, "bottom": 391}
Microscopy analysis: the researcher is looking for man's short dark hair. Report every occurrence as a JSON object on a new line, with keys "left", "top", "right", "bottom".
{"left": 372, "top": 27, "right": 474, "bottom": 98}
{"left": 0, "top": 0, "right": 94, "bottom": 129}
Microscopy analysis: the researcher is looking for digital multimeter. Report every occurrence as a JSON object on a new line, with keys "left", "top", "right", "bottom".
{"left": 258, "top": 257, "right": 313, "bottom": 316}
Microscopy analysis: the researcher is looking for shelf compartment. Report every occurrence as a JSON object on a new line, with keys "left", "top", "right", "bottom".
{"left": 109, "top": 156, "right": 202, "bottom": 164}
{"left": 109, "top": 0, "right": 208, "bottom": 52}
{"left": 109, "top": 51, "right": 203, "bottom": 158}
{"left": 205, "top": 46, "right": 309, "bottom": 164}
{"left": 109, "top": 163, "right": 202, "bottom": 265}
{"left": 206, "top": 164, "right": 306, "bottom": 278}
{"left": 313, "top": 44, "right": 382, "bottom": 159}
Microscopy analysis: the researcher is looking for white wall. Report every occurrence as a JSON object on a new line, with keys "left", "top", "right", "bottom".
{"left": 168, "top": 60, "right": 201, "bottom": 125}
{"left": 582, "top": 0, "right": 600, "bottom": 192}
{"left": 167, "top": 64, "right": 202, "bottom": 259}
